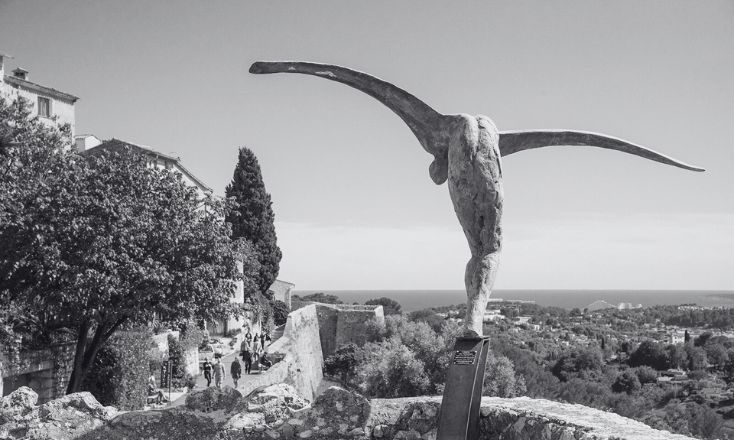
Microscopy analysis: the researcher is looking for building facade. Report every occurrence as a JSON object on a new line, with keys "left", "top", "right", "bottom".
{"left": 0, "top": 54, "right": 78, "bottom": 137}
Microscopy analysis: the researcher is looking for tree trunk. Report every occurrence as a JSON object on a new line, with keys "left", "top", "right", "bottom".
{"left": 66, "top": 320, "right": 90, "bottom": 394}
{"left": 66, "top": 318, "right": 126, "bottom": 394}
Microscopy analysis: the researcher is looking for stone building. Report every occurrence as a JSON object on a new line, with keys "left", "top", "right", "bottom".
{"left": 0, "top": 53, "right": 78, "bottom": 137}
{"left": 268, "top": 279, "right": 295, "bottom": 309}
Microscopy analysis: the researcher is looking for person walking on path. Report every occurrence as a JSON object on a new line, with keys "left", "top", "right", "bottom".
{"left": 240, "top": 338, "right": 251, "bottom": 360}
{"left": 213, "top": 359, "right": 226, "bottom": 388}
{"left": 202, "top": 358, "right": 212, "bottom": 387}
{"left": 259, "top": 332, "right": 265, "bottom": 348}
{"left": 252, "top": 336, "right": 262, "bottom": 366}
{"left": 244, "top": 330, "right": 252, "bottom": 343}
{"left": 230, "top": 358, "right": 242, "bottom": 388}
{"left": 243, "top": 349, "right": 252, "bottom": 374}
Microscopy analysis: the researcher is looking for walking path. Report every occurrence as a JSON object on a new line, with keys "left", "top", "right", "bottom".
{"left": 168, "top": 326, "right": 285, "bottom": 408}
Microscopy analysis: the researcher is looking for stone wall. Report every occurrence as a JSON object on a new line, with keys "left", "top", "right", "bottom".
{"left": 314, "top": 306, "right": 338, "bottom": 357}
{"left": 292, "top": 302, "right": 385, "bottom": 358}
{"left": 335, "top": 305, "right": 385, "bottom": 351}
{"left": 0, "top": 343, "right": 74, "bottom": 403}
{"left": 239, "top": 304, "right": 324, "bottom": 402}
{"left": 0, "top": 385, "right": 699, "bottom": 440}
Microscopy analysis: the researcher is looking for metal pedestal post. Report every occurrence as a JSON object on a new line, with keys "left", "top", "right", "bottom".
{"left": 436, "top": 335, "right": 490, "bottom": 440}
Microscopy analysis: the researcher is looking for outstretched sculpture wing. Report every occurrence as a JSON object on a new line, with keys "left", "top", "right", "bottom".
{"left": 498, "top": 130, "right": 705, "bottom": 172}
{"left": 249, "top": 61, "right": 452, "bottom": 159}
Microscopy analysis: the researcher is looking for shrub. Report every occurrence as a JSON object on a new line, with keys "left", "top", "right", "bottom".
{"left": 83, "top": 329, "right": 152, "bottom": 410}
{"left": 167, "top": 334, "right": 190, "bottom": 388}
{"left": 324, "top": 343, "right": 361, "bottom": 387}
{"left": 629, "top": 340, "right": 669, "bottom": 370}
{"left": 612, "top": 370, "right": 642, "bottom": 394}
{"left": 358, "top": 338, "right": 430, "bottom": 398}
{"left": 634, "top": 366, "right": 658, "bottom": 385}
{"left": 272, "top": 300, "right": 289, "bottom": 326}
{"left": 483, "top": 352, "right": 527, "bottom": 397}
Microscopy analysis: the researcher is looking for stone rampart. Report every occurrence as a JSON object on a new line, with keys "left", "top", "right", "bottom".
{"left": 238, "top": 304, "right": 324, "bottom": 401}
{"left": 292, "top": 302, "right": 384, "bottom": 357}
{"left": 335, "top": 305, "right": 384, "bottom": 350}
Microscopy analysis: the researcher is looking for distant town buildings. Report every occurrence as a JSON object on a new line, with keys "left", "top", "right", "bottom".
{"left": 0, "top": 54, "right": 78, "bottom": 137}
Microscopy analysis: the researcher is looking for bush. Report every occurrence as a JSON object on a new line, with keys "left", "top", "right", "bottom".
{"left": 358, "top": 338, "right": 430, "bottom": 398}
{"left": 483, "top": 352, "right": 526, "bottom": 397}
{"left": 83, "top": 329, "right": 152, "bottom": 410}
{"left": 167, "top": 334, "right": 191, "bottom": 388}
{"left": 634, "top": 366, "right": 658, "bottom": 385}
{"left": 181, "top": 325, "right": 206, "bottom": 352}
{"left": 612, "top": 370, "right": 642, "bottom": 394}
{"left": 272, "top": 300, "right": 289, "bottom": 326}
{"left": 324, "top": 343, "right": 361, "bottom": 386}
{"left": 629, "top": 340, "right": 669, "bottom": 370}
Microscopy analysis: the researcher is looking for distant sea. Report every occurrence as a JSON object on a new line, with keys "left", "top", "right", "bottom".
{"left": 292, "top": 290, "right": 734, "bottom": 312}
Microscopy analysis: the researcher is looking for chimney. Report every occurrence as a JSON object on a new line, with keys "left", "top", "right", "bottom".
{"left": 12, "top": 67, "right": 28, "bottom": 81}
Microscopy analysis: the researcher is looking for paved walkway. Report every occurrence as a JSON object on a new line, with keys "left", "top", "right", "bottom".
{"left": 168, "top": 327, "right": 285, "bottom": 408}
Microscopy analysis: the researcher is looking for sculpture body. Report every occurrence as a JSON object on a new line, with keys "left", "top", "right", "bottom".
{"left": 250, "top": 61, "right": 703, "bottom": 336}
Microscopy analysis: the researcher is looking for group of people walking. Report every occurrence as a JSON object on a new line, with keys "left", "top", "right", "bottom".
{"left": 240, "top": 330, "right": 271, "bottom": 375}
{"left": 201, "top": 329, "right": 273, "bottom": 389}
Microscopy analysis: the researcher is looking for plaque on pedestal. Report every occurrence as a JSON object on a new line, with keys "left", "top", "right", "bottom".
{"left": 436, "top": 336, "right": 490, "bottom": 440}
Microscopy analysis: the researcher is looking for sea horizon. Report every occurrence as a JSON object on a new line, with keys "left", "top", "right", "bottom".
{"left": 292, "top": 289, "right": 734, "bottom": 312}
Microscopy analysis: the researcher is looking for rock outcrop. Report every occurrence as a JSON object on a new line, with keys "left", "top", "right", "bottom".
{"left": 0, "top": 385, "right": 698, "bottom": 440}
{"left": 0, "top": 386, "right": 117, "bottom": 440}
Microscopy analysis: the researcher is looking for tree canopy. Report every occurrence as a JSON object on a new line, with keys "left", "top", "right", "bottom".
{"left": 365, "top": 297, "right": 402, "bottom": 315}
{"left": 225, "top": 147, "right": 281, "bottom": 297}
{"left": 0, "top": 97, "right": 249, "bottom": 392}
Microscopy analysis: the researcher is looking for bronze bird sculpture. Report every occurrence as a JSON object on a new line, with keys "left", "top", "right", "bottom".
{"left": 250, "top": 61, "right": 704, "bottom": 336}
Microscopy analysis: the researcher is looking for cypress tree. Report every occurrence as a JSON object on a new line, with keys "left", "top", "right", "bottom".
{"left": 225, "top": 147, "right": 282, "bottom": 297}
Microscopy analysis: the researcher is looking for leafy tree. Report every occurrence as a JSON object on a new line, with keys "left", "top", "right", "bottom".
{"left": 685, "top": 345, "right": 708, "bottom": 371}
{"left": 704, "top": 343, "right": 729, "bottom": 368}
{"left": 324, "top": 343, "right": 361, "bottom": 386}
{"left": 358, "top": 338, "right": 430, "bottom": 397}
{"left": 408, "top": 309, "right": 446, "bottom": 333}
{"left": 0, "top": 120, "right": 246, "bottom": 394}
{"left": 629, "top": 340, "right": 669, "bottom": 370}
{"left": 365, "top": 297, "right": 402, "bottom": 315}
{"left": 225, "top": 147, "right": 281, "bottom": 297}
{"left": 694, "top": 332, "right": 713, "bottom": 347}
{"left": 634, "top": 366, "right": 659, "bottom": 385}
{"left": 295, "top": 292, "right": 343, "bottom": 304}
{"left": 271, "top": 299, "right": 290, "bottom": 326}
{"left": 551, "top": 348, "right": 603, "bottom": 381}
{"left": 665, "top": 344, "right": 688, "bottom": 370}
{"left": 484, "top": 352, "right": 526, "bottom": 397}
{"left": 612, "top": 370, "right": 642, "bottom": 394}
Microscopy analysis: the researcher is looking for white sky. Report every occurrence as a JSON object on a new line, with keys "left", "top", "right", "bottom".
{"left": 1, "top": 0, "right": 732, "bottom": 291}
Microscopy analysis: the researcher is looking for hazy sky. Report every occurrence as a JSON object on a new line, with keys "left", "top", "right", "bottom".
{"left": 1, "top": 1, "right": 732, "bottom": 291}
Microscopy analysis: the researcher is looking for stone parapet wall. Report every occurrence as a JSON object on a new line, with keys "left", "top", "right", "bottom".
{"left": 0, "top": 385, "right": 698, "bottom": 440}
{"left": 239, "top": 304, "right": 324, "bottom": 402}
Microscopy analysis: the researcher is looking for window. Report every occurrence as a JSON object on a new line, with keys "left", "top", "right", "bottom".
{"left": 37, "top": 97, "right": 51, "bottom": 118}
